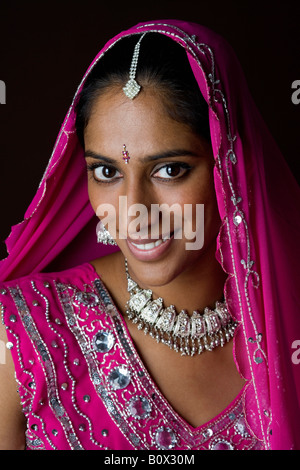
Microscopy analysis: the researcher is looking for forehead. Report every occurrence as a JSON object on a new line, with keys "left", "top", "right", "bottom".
{"left": 84, "top": 88, "right": 202, "bottom": 158}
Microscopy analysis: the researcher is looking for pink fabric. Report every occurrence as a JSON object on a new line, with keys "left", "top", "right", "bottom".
{"left": 0, "top": 20, "right": 299, "bottom": 449}
{"left": 0, "top": 262, "right": 263, "bottom": 450}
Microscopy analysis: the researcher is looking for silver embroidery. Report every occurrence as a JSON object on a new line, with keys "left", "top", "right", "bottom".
{"left": 10, "top": 284, "right": 84, "bottom": 450}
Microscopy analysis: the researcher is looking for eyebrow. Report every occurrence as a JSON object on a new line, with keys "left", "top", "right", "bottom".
{"left": 84, "top": 149, "right": 199, "bottom": 163}
{"left": 85, "top": 150, "right": 115, "bottom": 164}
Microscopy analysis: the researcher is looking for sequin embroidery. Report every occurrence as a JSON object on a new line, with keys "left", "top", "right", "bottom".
{"left": 0, "top": 268, "right": 264, "bottom": 450}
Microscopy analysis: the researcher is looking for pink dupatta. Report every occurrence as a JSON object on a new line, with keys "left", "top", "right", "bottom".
{"left": 1, "top": 20, "right": 299, "bottom": 449}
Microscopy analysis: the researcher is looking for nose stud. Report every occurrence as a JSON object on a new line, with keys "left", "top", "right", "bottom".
{"left": 122, "top": 144, "right": 130, "bottom": 164}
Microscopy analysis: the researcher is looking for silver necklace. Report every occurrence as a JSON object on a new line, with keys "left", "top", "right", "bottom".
{"left": 124, "top": 259, "right": 237, "bottom": 356}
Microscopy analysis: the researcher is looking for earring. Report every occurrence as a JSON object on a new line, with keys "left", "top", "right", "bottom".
{"left": 96, "top": 221, "right": 117, "bottom": 246}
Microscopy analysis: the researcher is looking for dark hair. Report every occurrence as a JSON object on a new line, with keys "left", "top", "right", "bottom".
{"left": 75, "top": 33, "right": 210, "bottom": 147}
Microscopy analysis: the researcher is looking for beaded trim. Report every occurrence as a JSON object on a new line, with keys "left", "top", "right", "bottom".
{"left": 7, "top": 285, "right": 84, "bottom": 450}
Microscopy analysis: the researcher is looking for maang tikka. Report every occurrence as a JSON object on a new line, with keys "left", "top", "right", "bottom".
{"left": 123, "top": 33, "right": 147, "bottom": 100}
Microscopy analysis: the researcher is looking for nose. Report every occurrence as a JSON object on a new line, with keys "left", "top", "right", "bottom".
{"left": 119, "top": 179, "right": 153, "bottom": 239}
{"left": 124, "top": 177, "right": 151, "bottom": 207}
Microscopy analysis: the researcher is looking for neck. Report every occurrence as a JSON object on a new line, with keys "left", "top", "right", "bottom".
{"left": 126, "top": 242, "right": 227, "bottom": 315}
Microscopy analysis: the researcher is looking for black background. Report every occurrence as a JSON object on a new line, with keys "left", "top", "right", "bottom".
{"left": 0, "top": 0, "right": 299, "bottom": 261}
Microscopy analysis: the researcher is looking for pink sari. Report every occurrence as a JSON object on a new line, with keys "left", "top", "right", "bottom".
{"left": 1, "top": 20, "right": 299, "bottom": 449}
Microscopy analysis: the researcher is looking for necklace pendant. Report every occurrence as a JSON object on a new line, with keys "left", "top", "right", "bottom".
{"left": 173, "top": 310, "right": 190, "bottom": 338}
{"left": 155, "top": 305, "right": 177, "bottom": 333}
{"left": 127, "top": 277, "right": 138, "bottom": 292}
{"left": 140, "top": 298, "right": 163, "bottom": 325}
{"left": 190, "top": 311, "right": 206, "bottom": 339}
{"left": 128, "top": 289, "right": 152, "bottom": 314}
{"left": 204, "top": 308, "right": 221, "bottom": 336}
{"left": 215, "top": 302, "right": 231, "bottom": 326}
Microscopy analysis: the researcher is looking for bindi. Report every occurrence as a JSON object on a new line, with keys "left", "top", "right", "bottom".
{"left": 122, "top": 144, "right": 130, "bottom": 164}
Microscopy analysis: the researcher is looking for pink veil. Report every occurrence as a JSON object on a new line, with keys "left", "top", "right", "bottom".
{"left": 0, "top": 20, "right": 299, "bottom": 450}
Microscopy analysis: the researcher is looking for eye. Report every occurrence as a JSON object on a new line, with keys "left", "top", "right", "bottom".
{"left": 152, "top": 163, "right": 191, "bottom": 180}
{"left": 87, "top": 163, "right": 122, "bottom": 183}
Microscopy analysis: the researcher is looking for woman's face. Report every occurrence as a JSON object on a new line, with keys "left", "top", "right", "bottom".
{"left": 84, "top": 87, "right": 221, "bottom": 288}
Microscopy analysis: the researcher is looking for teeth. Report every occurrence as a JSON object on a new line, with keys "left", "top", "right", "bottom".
{"left": 131, "top": 239, "right": 165, "bottom": 251}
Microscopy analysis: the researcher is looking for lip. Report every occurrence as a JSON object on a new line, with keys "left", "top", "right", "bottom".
{"left": 127, "top": 234, "right": 170, "bottom": 245}
{"left": 126, "top": 234, "right": 174, "bottom": 261}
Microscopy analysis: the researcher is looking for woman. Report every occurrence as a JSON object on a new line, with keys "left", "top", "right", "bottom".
{"left": 0, "top": 20, "right": 299, "bottom": 450}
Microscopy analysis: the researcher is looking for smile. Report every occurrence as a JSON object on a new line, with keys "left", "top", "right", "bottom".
{"left": 126, "top": 234, "right": 174, "bottom": 261}
{"left": 130, "top": 238, "right": 169, "bottom": 251}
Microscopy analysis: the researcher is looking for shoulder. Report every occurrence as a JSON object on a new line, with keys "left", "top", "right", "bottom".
{"left": 0, "top": 261, "right": 101, "bottom": 384}
{"left": 0, "top": 261, "right": 104, "bottom": 350}
{"left": 0, "top": 261, "right": 97, "bottom": 291}
{"left": 0, "top": 262, "right": 101, "bottom": 309}
{"left": 0, "top": 256, "right": 124, "bottom": 364}
{"left": 0, "top": 257, "right": 124, "bottom": 331}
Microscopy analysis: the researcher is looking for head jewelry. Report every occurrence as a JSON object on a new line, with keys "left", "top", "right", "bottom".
{"left": 122, "top": 144, "right": 130, "bottom": 164}
{"left": 123, "top": 33, "right": 147, "bottom": 99}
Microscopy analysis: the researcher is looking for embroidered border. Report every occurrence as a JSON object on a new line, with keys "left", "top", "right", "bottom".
{"left": 8, "top": 285, "right": 84, "bottom": 450}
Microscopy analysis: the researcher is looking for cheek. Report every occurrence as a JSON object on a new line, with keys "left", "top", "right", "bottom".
{"left": 88, "top": 182, "right": 116, "bottom": 218}
{"left": 171, "top": 179, "right": 219, "bottom": 236}
{"left": 87, "top": 182, "right": 101, "bottom": 213}
{"left": 88, "top": 183, "right": 123, "bottom": 234}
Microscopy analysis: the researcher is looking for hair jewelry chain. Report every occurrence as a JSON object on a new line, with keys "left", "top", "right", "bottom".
{"left": 123, "top": 33, "right": 147, "bottom": 100}
{"left": 124, "top": 259, "right": 237, "bottom": 356}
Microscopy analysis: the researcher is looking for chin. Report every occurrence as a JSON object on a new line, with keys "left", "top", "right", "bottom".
{"left": 124, "top": 247, "right": 197, "bottom": 290}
